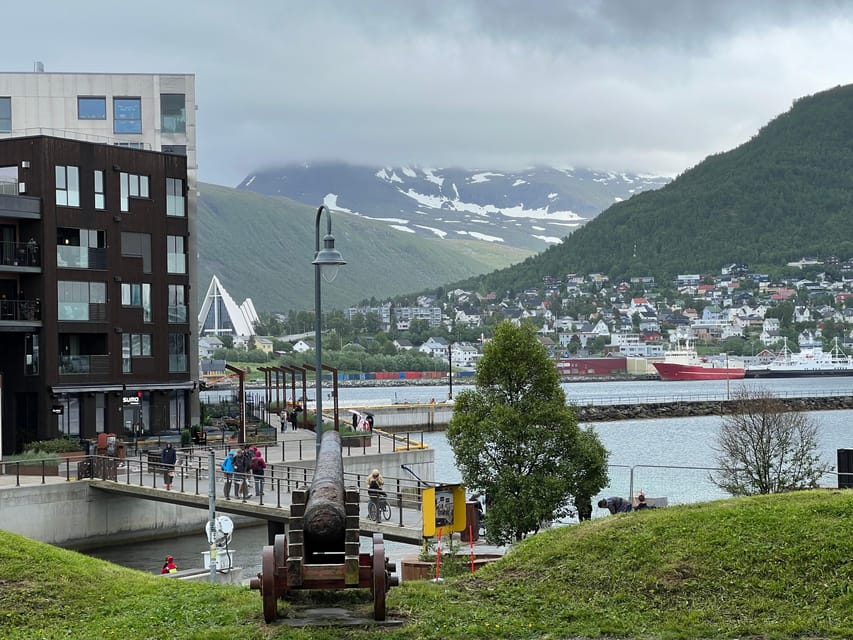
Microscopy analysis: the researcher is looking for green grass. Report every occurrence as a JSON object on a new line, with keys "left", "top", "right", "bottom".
{"left": 3, "top": 490, "right": 853, "bottom": 638}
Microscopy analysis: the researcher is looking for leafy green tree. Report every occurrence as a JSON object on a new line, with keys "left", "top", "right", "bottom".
{"left": 447, "top": 321, "right": 608, "bottom": 544}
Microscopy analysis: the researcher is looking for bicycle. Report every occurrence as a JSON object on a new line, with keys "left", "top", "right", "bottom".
{"left": 367, "top": 493, "right": 391, "bottom": 522}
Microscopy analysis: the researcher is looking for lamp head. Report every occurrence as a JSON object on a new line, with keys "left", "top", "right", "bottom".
{"left": 313, "top": 233, "right": 346, "bottom": 282}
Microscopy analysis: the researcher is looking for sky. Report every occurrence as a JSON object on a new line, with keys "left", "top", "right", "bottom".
{"left": 5, "top": 0, "right": 853, "bottom": 187}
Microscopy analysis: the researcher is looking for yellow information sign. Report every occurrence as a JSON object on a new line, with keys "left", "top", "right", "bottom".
{"left": 421, "top": 484, "right": 467, "bottom": 537}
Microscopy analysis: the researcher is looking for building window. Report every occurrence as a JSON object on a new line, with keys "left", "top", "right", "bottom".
{"left": 168, "top": 333, "right": 188, "bottom": 372}
{"left": 161, "top": 144, "right": 187, "bottom": 156}
{"left": 119, "top": 172, "right": 149, "bottom": 212}
{"left": 0, "top": 97, "right": 10, "bottom": 132}
{"left": 167, "top": 235, "right": 186, "bottom": 274}
{"left": 57, "top": 280, "right": 106, "bottom": 321}
{"left": 57, "top": 228, "right": 106, "bottom": 269}
{"left": 121, "top": 333, "right": 152, "bottom": 373}
{"left": 56, "top": 165, "right": 80, "bottom": 207}
{"left": 121, "top": 232, "right": 152, "bottom": 274}
{"left": 25, "top": 333, "right": 39, "bottom": 375}
{"left": 160, "top": 94, "right": 186, "bottom": 134}
{"left": 94, "top": 170, "right": 105, "bottom": 209}
{"left": 121, "top": 282, "right": 152, "bottom": 322}
{"left": 166, "top": 178, "right": 185, "bottom": 217}
{"left": 114, "top": 97, "right": 142, "bottom": 134}
{"left": 168, "top": 284, "right": 187, "bottom": 323}
{"left": 78, "top": 96, "right": 106, "bottom": 120}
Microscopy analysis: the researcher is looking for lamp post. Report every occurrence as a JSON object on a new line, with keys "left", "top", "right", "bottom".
{"left": 313, "top": 205, "right": 346, "bottom": 454}
{"left": 448, "top": 342, "right": 453, "bottom": 400}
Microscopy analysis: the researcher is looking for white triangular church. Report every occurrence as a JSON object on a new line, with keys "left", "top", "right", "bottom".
{"left": 197, "top": 275, "right": 258, "bottom": 338}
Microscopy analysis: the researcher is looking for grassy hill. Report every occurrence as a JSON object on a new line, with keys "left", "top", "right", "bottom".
{"left": 4, "top": 489, "right": 853, "bottom": 638}
{"left": 457, "top": 83, "right": 853, "bottom": 295}
{"left": 197, "top": 183, "right": 532, "bottom": 312}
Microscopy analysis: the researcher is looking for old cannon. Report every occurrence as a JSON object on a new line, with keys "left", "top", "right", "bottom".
{"left": 250, "top": 430, "right": 398, "bottom": 621}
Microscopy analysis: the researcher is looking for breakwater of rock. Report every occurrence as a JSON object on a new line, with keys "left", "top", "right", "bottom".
{"left": 574, "top": 395, "right": 853, "bottom": 422}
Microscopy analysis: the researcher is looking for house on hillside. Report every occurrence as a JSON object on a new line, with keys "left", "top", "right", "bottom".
{"left": 419, "top": 336, "right": 450, "bottom": 359}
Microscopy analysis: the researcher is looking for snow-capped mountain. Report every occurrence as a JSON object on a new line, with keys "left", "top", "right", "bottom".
{"left": 237, "top": 163, "right": 669, "bottom": 251}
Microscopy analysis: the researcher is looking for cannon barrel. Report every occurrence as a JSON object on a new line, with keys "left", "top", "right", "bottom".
{"left": 303, "top": 430, "right": 347, "bottom": 552}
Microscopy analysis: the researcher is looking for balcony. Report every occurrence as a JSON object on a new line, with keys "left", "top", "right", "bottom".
{"left": 59, "top": 354, "right": 110, "bottom": 376}
{"left": 0, "top": 193, "right": 41, "bottom": 220}
{"left": 0, "top": 298, "right": 41, "bottom": 323}
{"left": 0, "top": 240, "right": 40, "bottom": 268}
{"left": 168, "top": 304, "right": 187, "bottom": 323}
{"left": 57, "top": 245, "right": 107, "bottom": 269}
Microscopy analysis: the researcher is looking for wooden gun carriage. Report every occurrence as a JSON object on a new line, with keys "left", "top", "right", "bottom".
{"left": 250, "top": 430, "right": 398, "bottom": 621}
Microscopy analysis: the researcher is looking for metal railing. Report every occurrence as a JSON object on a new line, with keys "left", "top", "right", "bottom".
{"left": 568, "top": 388, "right": 853, "bottom": 407}
{"left": 0, "top": 298, "right": 40, "bottom": 321}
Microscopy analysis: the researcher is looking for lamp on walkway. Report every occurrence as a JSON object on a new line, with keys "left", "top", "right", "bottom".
{"left": 313, "top": 205, "right": 346, "bottom": 454}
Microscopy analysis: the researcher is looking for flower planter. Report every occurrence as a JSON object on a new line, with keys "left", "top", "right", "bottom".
{"left": 3, "top": 462, "right": 60, "bottom": 476}
{"left": 341, "top": 435, "right": 372, "bottom": 448}
{"left": 400, "top": 554, "right": 502, "bottom": 581}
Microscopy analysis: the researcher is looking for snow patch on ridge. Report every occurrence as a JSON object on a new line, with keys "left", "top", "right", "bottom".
{"left": 414, "top": 225, "right": 448, "bottom": 239}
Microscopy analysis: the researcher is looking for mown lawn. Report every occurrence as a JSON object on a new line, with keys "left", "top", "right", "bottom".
{"left": 2, "top": 489, "right": 852, "bottom": 639}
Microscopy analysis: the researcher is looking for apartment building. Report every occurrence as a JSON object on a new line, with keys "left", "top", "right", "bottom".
{"left": 0, "top": 72, "right": 197, "bottom": 454}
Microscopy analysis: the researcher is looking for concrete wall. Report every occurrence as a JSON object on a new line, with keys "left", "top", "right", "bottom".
{"left": 0, "top": 481, "right": 210, "bottom": 549}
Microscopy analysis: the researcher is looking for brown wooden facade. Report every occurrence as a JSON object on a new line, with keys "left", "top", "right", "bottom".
{"left": 0, "top": 136, "right": 193, "bottom": 453}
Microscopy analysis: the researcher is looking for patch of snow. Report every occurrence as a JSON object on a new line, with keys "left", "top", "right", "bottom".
{"left": 455, "top": 230, "right": 504, "bottom": 243}
{"left": 375, "top": 168, "right": 403, "bottom": 183}
{"left": 423, "top": 168, "right": 444, "bottom": 186}
{"left": 414, "top": 225, "right": 448, "bottom": 239}
{"left": 512, "top": 179, "right": 527, "bottom": 186}
{"left": 469, "top": 172, "right": 504, "bottom": 184}
{"left": 323, "top": 193, "right": 357, "bottom": 215}
{"left": 398, "top": 188, "right": 586, "bottom": 223}
{"left": 614, "top": 196, "right": 624, "bottom": 202}
{"left": 401, "top": 166, "right": 417, "bottom": 178}
{"left": 362, "top": 215, "right": 409, "bottom": 224}
{"left": 245, "top": 176, "right": 256, "bottom": 187}
{"left": 532, "top": 225, "right": 545, "bottom": 231}
{"left": 532, "top": 235, "right": 563, "bottom": 244}
{"left": 389, "top": 224, "right": 415, "bottom": 234}
{"left": 547, "top": 193, "right": 558, "bottom": 199}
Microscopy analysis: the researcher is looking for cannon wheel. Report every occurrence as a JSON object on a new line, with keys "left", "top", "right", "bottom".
{"left": 372, "top": 533, "right": 387, "bottom": 621}
{"left": 261, "top": 544, "right": 277, "bottom": 623}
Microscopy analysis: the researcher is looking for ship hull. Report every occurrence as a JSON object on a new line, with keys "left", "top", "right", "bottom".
{"left": 745, "top": 367, "right": 853, "bottom": 378}
{"left": 653, "top": 363, "right": 745, "bottom": 382}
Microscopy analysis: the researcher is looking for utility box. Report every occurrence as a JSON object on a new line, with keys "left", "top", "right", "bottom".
{"left": 837, "top": 449, "right": 853, "bottom": 489}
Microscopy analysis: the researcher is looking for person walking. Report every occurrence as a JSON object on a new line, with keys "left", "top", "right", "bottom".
{"left": 234, "top": 447, "right": 251, "bottom": 501}
{"left": 221, "top": 450, "right": 236, "bottom": 500}
{"left": 160, "top": 442, "right": 177, "bottom": 490}
{"left": 251, "top": 448, "right": 267, "bottom": 496}
{"left": 598, "top": 496, "right": 633, "bottom": 514}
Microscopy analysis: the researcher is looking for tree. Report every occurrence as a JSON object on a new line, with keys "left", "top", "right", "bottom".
{"left": 446, "top": 321, "right": 609, "bottom": 544}
{"left": 712, "top": 387, "right": 829, "bottom": 495}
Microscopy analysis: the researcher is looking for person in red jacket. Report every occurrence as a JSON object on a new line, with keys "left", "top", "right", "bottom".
{"left": 160, "top": 555, "right": 177, "bottom": 574}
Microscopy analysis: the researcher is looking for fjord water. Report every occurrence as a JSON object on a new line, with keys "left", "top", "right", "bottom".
{"left": 95, "top": 376, "right": 853, "bottom": 575}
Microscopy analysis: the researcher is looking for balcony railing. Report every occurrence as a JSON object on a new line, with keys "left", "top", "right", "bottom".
{"left": 59, "top": 354, "right": 110, "bottom": 375}
{"left": 56, "top": 245, "right": 107, "bottom": 269}
{"left": 0, "top": 179, "right": 17, "bottom": 196}
{"left": 168, "top": 304, "right": 187, "bottom": 323}
{"left": 0, "top": 240, "right": 40, "bottom": 267}
{"left": 0, "top": 298, "right": 40, "bottom": 321}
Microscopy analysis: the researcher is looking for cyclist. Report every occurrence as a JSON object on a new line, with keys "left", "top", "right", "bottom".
{"left": 367, "top": 468, "right": 386, "bottom": 521}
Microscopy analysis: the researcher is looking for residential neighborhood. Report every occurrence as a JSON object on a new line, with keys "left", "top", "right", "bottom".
{"left": 197, "top": 257, "right": 853, "bottom": 381}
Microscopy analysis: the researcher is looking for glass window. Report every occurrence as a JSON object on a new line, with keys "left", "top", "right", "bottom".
{"left": 57, "top": 280, "right": 106, "bottom": 321}
{"left": 55, "top": 166, "right": 80, "bottom": 207}
{"left": 166, "top": 178, "right": 185, "bottom": 217}
{"left": 168, "top": 284, "right": 187, "bottom": 323}
{"left": 160, "top": 94, "right": 186, "bottom": 133}
{"left": 114, "top": 97, "right": 142, "bottom": 134}
{"left": 94, "top": 170, "right": 105, "bottom": 209}
{"left": 167, "top": 235, "right": 186, "bottom": 274}
{"left": 168, "top": 333, "right": 188, "bottom": 372}
{"left": 121, "top": 232, "right": 152, "bottom": 273}
{"left": 0, "top": 97, "right": 10, "bottom": 132}
{"left": 119, "top": 172, "right": 149, "bottom": 211}
{"left": 78, "top": 97, "right": 106, "bottom": 120}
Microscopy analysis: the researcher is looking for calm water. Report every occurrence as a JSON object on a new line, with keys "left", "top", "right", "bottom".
{"left": 92, "top": 377, "right": 853, "bottom": 576}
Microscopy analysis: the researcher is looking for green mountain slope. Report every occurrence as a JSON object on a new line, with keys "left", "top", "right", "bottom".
{"left": 457, "top": 83, "right": 853, "bottom": 294}
{"left": 197, "top": 184, "right": 532, "bottom": 311}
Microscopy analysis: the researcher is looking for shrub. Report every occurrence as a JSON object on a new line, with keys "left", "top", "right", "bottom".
{"left": 27, "top": 438, "right": 83, "bottom": 454}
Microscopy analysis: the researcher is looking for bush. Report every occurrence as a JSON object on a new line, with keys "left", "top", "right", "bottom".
{"left": 27, "top": 438, "right": 83, "bottom": 454}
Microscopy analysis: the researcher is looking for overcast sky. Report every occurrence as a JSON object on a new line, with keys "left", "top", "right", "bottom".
{"left": 6, "top": 1, "right": 853, "bottom": 186}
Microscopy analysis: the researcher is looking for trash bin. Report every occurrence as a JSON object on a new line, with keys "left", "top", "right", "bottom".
{"left": 838, "top": 449, "right": 853, "bottom": 488}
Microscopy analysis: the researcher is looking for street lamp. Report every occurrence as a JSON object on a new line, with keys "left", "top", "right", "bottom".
{"left": 313, "top": 205, "right": 346, "bottom": 454}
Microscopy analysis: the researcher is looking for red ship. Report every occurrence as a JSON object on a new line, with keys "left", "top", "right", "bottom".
{"left": 653, "top": 341, "right": 745, "bottom": 381}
